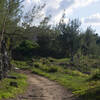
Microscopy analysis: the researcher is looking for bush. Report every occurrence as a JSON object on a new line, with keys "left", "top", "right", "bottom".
{"left": 47, "top": 66, "right": 58, "bottom": 73}
{"left": 11, "top": 61, "right": 30, "bottom": 70}
{"left": 39, "top": 58, "right": 50, "bottom": 64}
{"left": 33, "top": 62, "right": 58, "bottom": 73}
{"left": 91, "top": 72, "right": 100, "bottom": 80}
{"left": 34, "top": 62, "right": 40, "bottom": 68}
{"left": 12, "top": 40, "right": 40, "bottom": 60}
{"left": 64, "top": 69, "right": 87, "bottom": 77}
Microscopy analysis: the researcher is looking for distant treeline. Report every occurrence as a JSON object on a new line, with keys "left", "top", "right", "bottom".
{"left": 12, "top": 19, "right": 100, "bottom": 60}
{"left": 0, "top": 0, "right": 100, "bottom": 61}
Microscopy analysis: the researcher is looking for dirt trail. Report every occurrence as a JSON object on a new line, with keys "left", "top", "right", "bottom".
{"left": 9, "top": 70, "right": 76, "bottom": 100}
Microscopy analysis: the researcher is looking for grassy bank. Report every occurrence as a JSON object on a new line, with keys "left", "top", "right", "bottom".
{"left": 0, "top": 72, "right": 28, "bottom": 99}
{"left": 12, "top": 57, "right": 100, "bottom": 100}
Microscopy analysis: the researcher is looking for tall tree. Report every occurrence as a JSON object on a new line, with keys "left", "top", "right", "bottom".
{"left": 58, "top": 19, "right": 81, "bottom": 58}
{"left": 0, "top": 0, "right": 23, "bottom": 43}
{"left": 81, "top": 27, "right": 98, "bottom": 56}
{"left": 0, "top": 0, "right": 24, "bottom": 79}
{"left": 22, "top": 4, "right": 45, "bottom": 28}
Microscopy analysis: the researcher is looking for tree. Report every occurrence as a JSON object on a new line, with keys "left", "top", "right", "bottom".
{"left": 0, "top": 0, "right": 23, "bottom": 43}
{"left": 39, "top": 15, "right": 51, "bottom": 29}
{"left": 58, "top": 19, "right": 81, "bottom": 58}
{"left": 0, "top": 0, "right": 24, "bottom": 79}
{"left": 22, "top": 4, "right": 45, "bottom": 28}
{"left": 81, "top": 27, "right": 99, "bottom": 56}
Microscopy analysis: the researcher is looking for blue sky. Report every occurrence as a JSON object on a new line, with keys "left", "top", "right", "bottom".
{"left": 24, "top": 0, "right": 100, "bottom": 34}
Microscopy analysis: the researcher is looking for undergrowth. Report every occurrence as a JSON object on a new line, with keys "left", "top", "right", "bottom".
{"left": 12, "top": 57, "right": 100, "bottom": 100}
{"left": 0, "top": 72, "right": 27, "bottom": 99}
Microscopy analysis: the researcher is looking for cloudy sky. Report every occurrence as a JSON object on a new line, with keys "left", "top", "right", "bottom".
{"left": 24, "top": 0, "right": 100, "bottom": 34}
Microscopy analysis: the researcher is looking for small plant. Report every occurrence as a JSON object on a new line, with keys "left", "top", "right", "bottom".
{"left": 91, "top": 71, "right": 100, "bottom": 80}
{"left": 33, "top": 62, "right": 58, "bottom": 73}
{"left": 47, "top": 66, "right": 58, "bottom": 73}
{"left": 48, "top": 57, "right": 55, "bottom": 62}
{"left": 11, "top": 60, "right": 30, "bottom": 70}
{"left": 34, "top": 63, "right": 40, "bottom": 68}
{"left": 64, "top": 69, "right": 87, "bottom": 77}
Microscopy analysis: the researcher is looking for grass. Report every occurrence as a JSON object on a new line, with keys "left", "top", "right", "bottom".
{"left": 11, "top": 60, "right": 32, "bottom": 70}
{"left": 0, "top": 72, "right": 28, "bottom": 99}
{"left": 31, "top": 67, "right": 100, "bottom": 100}
{"left": 12, "top": 57, "right": 100, "bottom": 100}
{"left": 79, "top": 85, "right": 100, "bottom": 100}
{"left": 31, "top": 67, "right": 88, "bottom": 93}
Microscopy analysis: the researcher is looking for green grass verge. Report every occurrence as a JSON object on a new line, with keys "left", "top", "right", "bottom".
{"left": 12, "top": 58, "right": 100, "bottom": 100}
{"left": 0, "top": 72, "right": 28, "bottom": 99}
{"left": 31, "top": 67, "right": 100, "bottom": 100}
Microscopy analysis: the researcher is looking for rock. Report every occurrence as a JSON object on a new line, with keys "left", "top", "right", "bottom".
{"left": 14, "top": 67, "right": 19, "bottom": 70}
{"left": 7, "top": 75, "right": 17, "bottom": 79}
{"left": 10, "top": 82, "right": 18, "bottom": 87}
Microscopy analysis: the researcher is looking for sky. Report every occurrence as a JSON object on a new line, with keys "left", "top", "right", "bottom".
{"left": 24, "top": 0, "right": 100, "bottom": 34}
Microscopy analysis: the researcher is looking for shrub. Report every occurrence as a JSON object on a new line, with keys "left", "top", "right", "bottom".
{"left": 12, "top": 40, "right": 40, "bottom": 60}
{"left": 34, "top": 62, "right": 40, "bottom": 68}
{"left": 48, "top": 57, "right": 56, "bottom": 62}
{"left": 33, "top": 62, "right": 58, "bottom": 73}
{"left": 91, "top": 72, "right": 100, "bottom": 80}
{"left": 64, "top": 69, "right": 87, "bottom": 77}
{"left": 39, "top": 58, "right": 50, "bottom": 64}
{"left": 11, "top": 61, "right": 30, "bottom": 70}
{"left": 46, "top": 66, "right": 58, "bottom": 73}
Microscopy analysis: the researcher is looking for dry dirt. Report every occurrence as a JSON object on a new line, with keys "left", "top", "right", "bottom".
{"left": 8, "top": 70, "right": 76, "bottom": 100}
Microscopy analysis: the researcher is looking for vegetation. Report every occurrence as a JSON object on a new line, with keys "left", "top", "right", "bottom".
{"left": 0, "top": 72, "right": 27, "bottom": 99}
{"left": 13, "top": 40, "right": 39, "bottom": 60}
{"left": 0, "top": 0, "right": 100, "bottom": 100}
{"left": 12, "top": 19, "right": 100, "bottom": 59}
{"left": 12, "top": 57, "right": 100, "bottom": 100}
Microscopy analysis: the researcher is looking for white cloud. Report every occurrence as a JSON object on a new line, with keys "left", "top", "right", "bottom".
{"left": 25, "top": 0, "right": 62, "bottom": 8}
{"left": 74, "top": 0, "right": 99, "bottom": 7}
{"left": 25, "top": 0, "right": 41, "bottom": 3}
{"left": 45, "top": 0, "right": 63, "bottom": 9}
{"left": 49, "top": 0, "right": 99, "bottom": 24}
{"left": 24, "top": 0, "right": 100, "bottom": 25}
{"left": 54, "top": 0, "right": 99, "bottom": 24}
{"left": 52, "top": 11, "right": 63, "bottom": 24}
{"left": 82, "top": 13, "right": 100, "bottom": 25}
{"left": 64, "top": 0, "right": 99, "bottom": 16}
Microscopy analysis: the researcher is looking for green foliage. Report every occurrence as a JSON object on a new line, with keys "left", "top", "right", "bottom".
{"left": 11, "top": 60, "right": 31, "bottom": 70}
{"left": 0, "top": 72, "right": 27, "bottom": 99}
{"left": 1, "top": 2, "right": 100, "bottom": 98}
{"left": 31, "top": 59, "right": 100, "bottom": 100}
{"left": 57, "top": 19, "right": 81, "bottom": 57}
{"left": 12, "top": 18, "right": 100, "bottom": 59}
{"left": 80, "top": 27, "right": 99, "bottom": 56}
{"left": 12, "top": 57, "right": 100, "bottom": 100}
{"left": 64, "top": 69, "right": 88, "bottom": 77}
{"left": 90, "top": 71, "right": 100, "bottom": 80}
{"left": 79, "top": 86, "right": 100, "bottom": 100}
{"left": 12, "top": 40, "right": 40, "bottom": 60}
{"left": 0, "top": 0, "right": 23, "bottom": 34}
{"left": 34, "top": 62, "right": 58, "bottom": 73}
{"left": 17, "top": 40, "right": 39, "bottom": 50}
